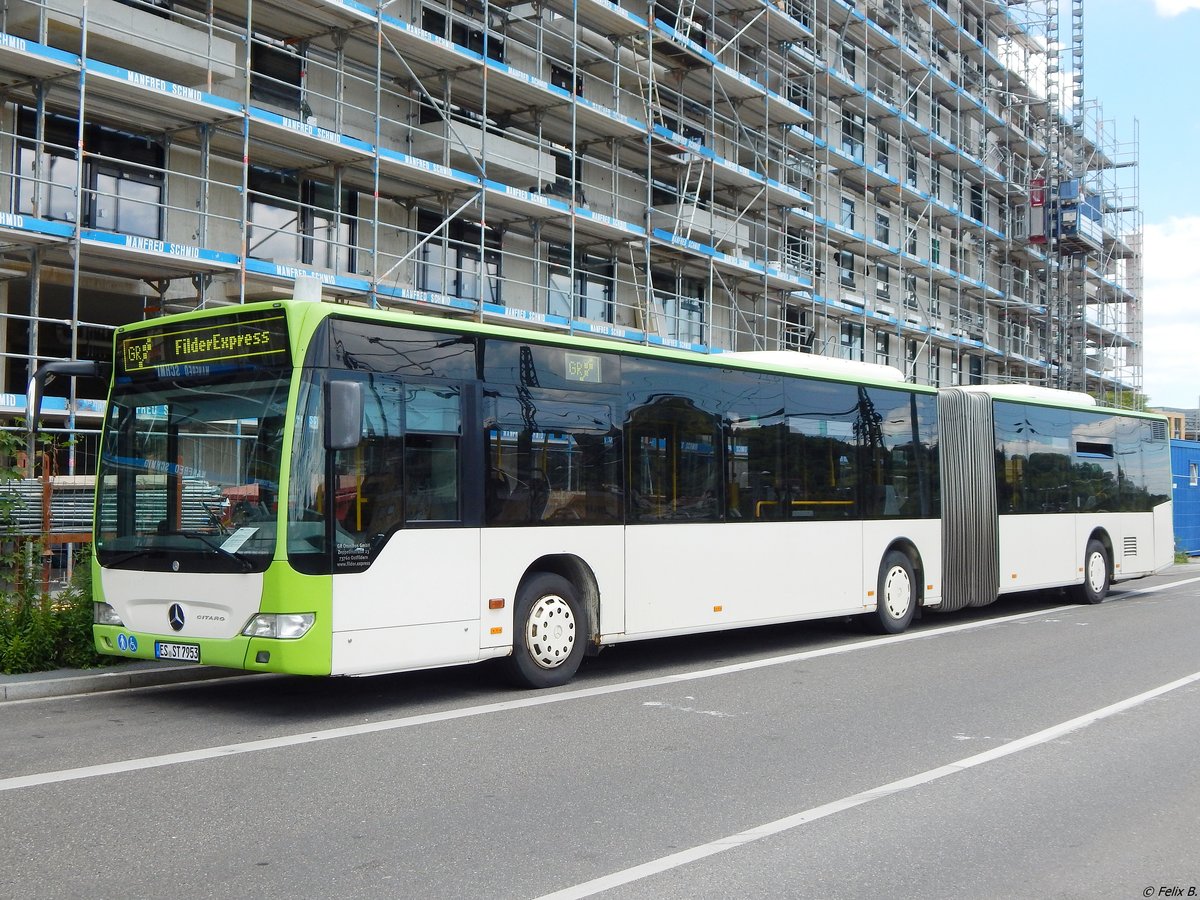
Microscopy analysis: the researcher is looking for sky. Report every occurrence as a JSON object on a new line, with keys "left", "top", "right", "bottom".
{"left": 1084, "top": 0, "right": 1200, "bottom": 407}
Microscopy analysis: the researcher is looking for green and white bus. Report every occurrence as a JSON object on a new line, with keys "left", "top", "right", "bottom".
{"left": 87, "top": 299, "right": 1173, "bottom": 687}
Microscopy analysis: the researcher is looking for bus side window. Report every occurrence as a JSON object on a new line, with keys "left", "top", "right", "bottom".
{"left": 484, "top": 394, "right": 621, "bottom": 527}
{"left": 358, "top": 440, "right": 406, "bottom": 537}
{"left": 403, "top": 385, "right": 462, "bottom": 523}
{"left": 331, "top": 376, "right": 405, "bottom": 543}
{"left": 722, "top": 369, "right": 785, "bottom": 523}
{"left": 626, "top": 397, "right": 721, "bottom": 522}
{"left": 783, "top": 380, "right": 861, "bottom": 520}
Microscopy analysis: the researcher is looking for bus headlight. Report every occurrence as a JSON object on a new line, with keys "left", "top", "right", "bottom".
{"left": 94, "top": 603, "right": 124, "bottom": 626}
{"left": 241, "top": 613, "right": 315, "bottom": 640}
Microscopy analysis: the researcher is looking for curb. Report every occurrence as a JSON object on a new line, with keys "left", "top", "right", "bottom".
{"left": 0, "top": 664, "right": 251, "bottom": 703}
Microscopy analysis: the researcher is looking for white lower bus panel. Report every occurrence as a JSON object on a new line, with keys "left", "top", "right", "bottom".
{"left": 996, "top": 510, "right": 1168, "bottom": 596}
{"left": 621, "top": 518, "right": 941, "bottom": 638}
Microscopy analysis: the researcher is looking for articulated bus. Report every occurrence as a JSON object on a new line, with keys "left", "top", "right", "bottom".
{"left": 88, "top": 299, "right": 1173, "bottom": 687}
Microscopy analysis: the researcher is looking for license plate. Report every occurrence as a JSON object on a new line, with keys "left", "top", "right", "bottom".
{"left": 155, "top": 642, "right": 200, "bottom": 663}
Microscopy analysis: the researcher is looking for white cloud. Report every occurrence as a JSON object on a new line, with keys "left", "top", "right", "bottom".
{"left": 1153, "top": 0, "right": 1200, "bottom": 15}
{"left": 1141, "top": 216, "right": 1200, "bottom": 408}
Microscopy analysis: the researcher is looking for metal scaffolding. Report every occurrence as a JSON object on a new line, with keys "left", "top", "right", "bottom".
{"left": 0, "top": 0, "right": 1146, "bottom": 477}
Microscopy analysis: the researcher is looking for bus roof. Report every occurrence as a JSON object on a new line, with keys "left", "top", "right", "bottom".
{"left": 119, "top": 299, "right": 936, "bottom": 394}
{"left": 956, "top": 384, "right": 1097, "bottom": 406}
{"left": 721, "top": 351, "right": 907, "bottom": 384}
{"left": 954, "top": 383, "right": 1165, "bottom": 421}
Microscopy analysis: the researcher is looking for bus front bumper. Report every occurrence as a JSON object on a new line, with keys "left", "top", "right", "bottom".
{"left": 93, "top": 625, "right": 331, "bottom": 675}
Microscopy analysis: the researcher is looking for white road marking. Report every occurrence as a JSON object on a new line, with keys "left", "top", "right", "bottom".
{"left": 642, "top": 700, "right": 733, "bottom": 718}
{"left": 2, "top": 575, "right": 1197, "bottom": 794}
{"left": 1117, "top": 573, "right": 1200, "bottom": 597}
{"left": 537, "top": 668, "right": 1200, "bottom": 900}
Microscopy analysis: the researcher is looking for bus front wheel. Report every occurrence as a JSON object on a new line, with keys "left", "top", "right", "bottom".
{"left": 1072, "top": 539, "right": 1110, "bottom": 605}
{"left": 872, "top": 551, "right": 917, "bottom": 634}
{"left": 505, "top": 573, "right": 586, "bottom": 689}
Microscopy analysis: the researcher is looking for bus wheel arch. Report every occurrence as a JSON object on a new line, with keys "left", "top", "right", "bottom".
{"left": 503, "top": 555, "right": 598, "bottom": 688}
{"left": 870, "top": 541, "right": 922, "bottom": 634}
{"left": 521, "top": 554, "right": 600, "bottom": 640}
{"left": 1072, "top": 531, "right": 1112, "bottom": 605}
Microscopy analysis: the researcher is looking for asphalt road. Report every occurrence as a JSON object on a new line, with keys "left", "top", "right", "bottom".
{"left": 3, "top": 571, "right": 1199, "bottom": 900}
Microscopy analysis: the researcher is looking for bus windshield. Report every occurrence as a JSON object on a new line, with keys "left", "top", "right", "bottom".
{"left": 96, "top": 370, "right": 291, "bottom": 572}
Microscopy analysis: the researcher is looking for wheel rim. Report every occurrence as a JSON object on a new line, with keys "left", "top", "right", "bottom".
{"left": 526, "top": 594, "right": 576, "bottom": 669}
{"left": 1086, "top": 550, "right": 1107, "bottom": 594}
{"left": 882, "top": 565, "right": 912, "bottom": 619}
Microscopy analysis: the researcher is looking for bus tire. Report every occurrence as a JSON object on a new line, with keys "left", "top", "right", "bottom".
{"left": 1072, "top": 539, "right": 1110, "bottom": 605}
{"left": 505, "top": 573, "right": 586, "bottom": 688}
{"left": 872, "top": 550, "right": 917, "bottom": 634}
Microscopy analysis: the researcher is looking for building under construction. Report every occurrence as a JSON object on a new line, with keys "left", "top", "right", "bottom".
{"left": 0, "top": 0, "right": 1143, "bottom": 474}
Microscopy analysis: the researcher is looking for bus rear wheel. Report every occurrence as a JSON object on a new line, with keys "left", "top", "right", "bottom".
{"left": 504, "top": 573, "right": 586, "bottom": 689}
{"left": 872, "top": 550, "right": 917, "bottom": 634}
{"left": 1071, "top": 539, "right": 1110, "bottom": 605}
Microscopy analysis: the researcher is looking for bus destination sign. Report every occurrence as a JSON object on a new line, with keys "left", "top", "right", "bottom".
{"left": 119, "top": 312, "right": 290, "bottom": 376}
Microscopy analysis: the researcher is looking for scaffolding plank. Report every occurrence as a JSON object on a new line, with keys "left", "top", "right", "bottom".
{"left": 308, "top": 0, "right": 379, "bottom": 29}
{"left": 376, "top": 146, "right": 483, "bottom": 194}
{"left": 379, "top": 14, "right": 485, "bottom": 79}
{"left": 85, "top": 59, "right": 242, "bottom": 129}
{"left": 244, "top": 258, "right": 371, "bottom": 296}
{"left": 0, "top": 32, "right": 79, "bottom": 85}
{"left": 648, "top": 125, "right": 767, "bottom": 193}
{"left": 546, "top": 0, "right": 648, "bottom": 40}
{"left": 569, "top": 96, "right": 648, "bottom": 141}
{"left": 760, "top": 88, "right": 812, "bottom": 126}
{"left": 482, "top": 182, "right": 574, "bottom": 222}
{"left": 247, "top": 108, "right": 375, "bottom": 164}
{"left": 649, "top": 225, "right": 811, "bottom": 291}
{"left": 0, "top": 213, "right": 74, "bottom": 247}
{"left": 729, "top": 0, "right": 814, "bottom": 45}
{"left": 79, "top": 231, "right": 240, "bottom": 276}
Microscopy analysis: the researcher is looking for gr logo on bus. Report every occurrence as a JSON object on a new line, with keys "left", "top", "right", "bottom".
{"left": 123, "top": 337, "right": 154, "bottom": 369}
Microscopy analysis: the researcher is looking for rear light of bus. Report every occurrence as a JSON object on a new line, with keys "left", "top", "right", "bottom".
{"left": 241, "top": 613, "right": 315, "bottom": 640}
{"left": 94, "top": 603, "right": 124, "bottom": 626}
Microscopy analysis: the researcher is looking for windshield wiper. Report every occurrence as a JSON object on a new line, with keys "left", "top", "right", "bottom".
{"left": 199, "top": 500, "right": 231, "bottom": 535}
{"left": 101, "top": 547, "right": 165, "bottom": 568}
{"left": 172, "top": 530, "right": 254, "bottom": 572}
{"left": 100, "top": 536, "right": 253, "bottom": 572}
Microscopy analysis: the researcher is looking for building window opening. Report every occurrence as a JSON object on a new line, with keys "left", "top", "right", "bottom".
{"left": 423, "top": 7, "right": 505, "bottom": 61}
{"left": 875, "top": 330, "right": 890, "bottom": 366}
{"left": 652, "top": 271, "right": 705, "bottom": 345}
{"left": 875, "top": 261, "right": 891, "bottom": 300}
{"left": 841, "top": 112, "right": 865, "bottom": 161}
{"left": 840, "top": 321, "right": 864, "bottom": 361}
{"left": 837, "top": 249, "right": 856, "bottom": 287}
{"left": 247, "top": 168, "right": 358, "bottom": 272}
{"left": 417, "top": 210, "right": 501, "bottom": 305}
{"left": 550, "top": 64, "right": 584, "bottom": 97}
{"left": 841, "top": 196, "right": 856, "bottom": 231}
{"left": 784, "top": 304, "right": 813, "bottom": 352}
{"left": 16, "top": 108, "right": 164, "bottom": 239}
{"left": 547, "top": 244, "right": 613, "bottom": 323}
{"left": 250, "top": 37, "right": 303, "bottom": 111}
{"left": 875, "top": 212, "right": 890, "bottom": 245}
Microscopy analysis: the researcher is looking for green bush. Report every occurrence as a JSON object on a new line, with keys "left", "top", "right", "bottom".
{"left": 0, "top": 421, "right": 111, "bottom": 674}
{"left": 56, "top": 547, "right": 110, "bottom": 670}
{"left": 0, "top": 592, "right": 60, "bottom": 673}
{"left": 0, "top": 544, "right": 110, "bottom": 674}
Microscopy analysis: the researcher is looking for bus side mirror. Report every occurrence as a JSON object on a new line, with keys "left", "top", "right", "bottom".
{"left": 27, "top": 359, "right": 104, "bottom": 435}
{"left": 325, "top": 379, "right": 363, "bottom": 451}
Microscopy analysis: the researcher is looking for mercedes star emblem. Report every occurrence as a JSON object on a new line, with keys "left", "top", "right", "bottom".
{"left": 168, "top": 603, "right": 185, "bottom": 632}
